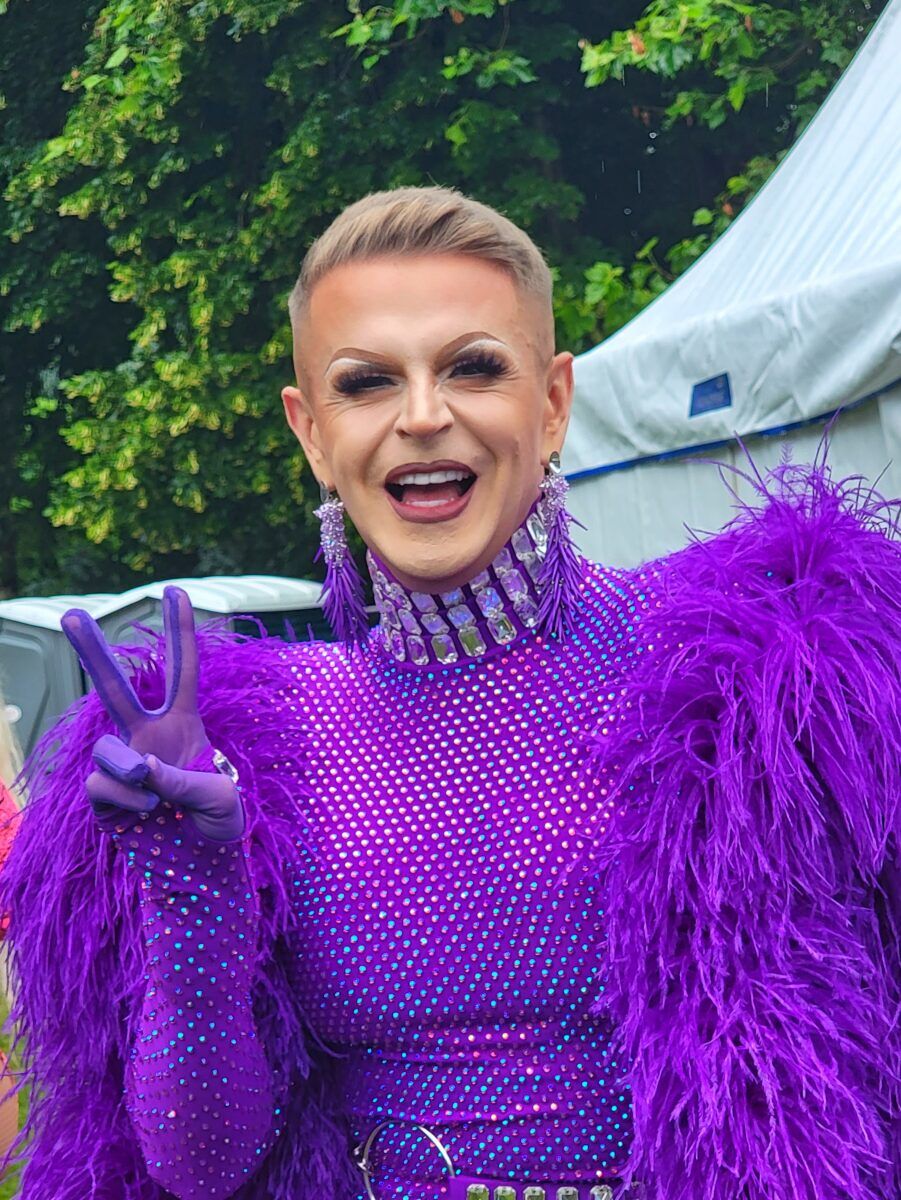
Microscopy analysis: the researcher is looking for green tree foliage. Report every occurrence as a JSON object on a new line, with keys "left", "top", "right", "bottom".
{"left": 0, "top": 0, "right": 886, "bottom": 594}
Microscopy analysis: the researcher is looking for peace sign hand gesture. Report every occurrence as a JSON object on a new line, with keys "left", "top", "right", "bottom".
{"left": 62, "top": 586, "right": 244, "bottom": 842}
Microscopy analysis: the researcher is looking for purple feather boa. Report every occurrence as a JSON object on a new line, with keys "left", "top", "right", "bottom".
{"left": 1, "top": 459, "right": 898, "bottom": 1199}
{"left": 589, "top": 460, "right": 900, "bottom": 1200}
{"left": 0, "top": 624, "right": 358, "bottom": 1200}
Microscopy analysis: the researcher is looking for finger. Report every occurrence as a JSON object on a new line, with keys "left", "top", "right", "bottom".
{"left": 144, "top": 756, "right": 244, "bottom": 841}
{"left": 143, "top": 755, "right": 190, "bottom": 804}
{"left": 62, "top": 609, "right": 145, "bottom": 737}
{"left": 92, "top": 734, "right": 150, "bottom": 787}
{"left": 162, "top": 586, "right": 199, "bottom": 714}
{"left": 86, "top": 769, "right": 160, "bottom": 814}
{"left": 86, "top": 768, "right": 159, "bottom": 835}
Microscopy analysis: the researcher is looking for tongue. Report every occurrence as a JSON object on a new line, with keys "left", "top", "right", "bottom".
{"left": 401, "top": 481, "right": 461, "bottom": 506}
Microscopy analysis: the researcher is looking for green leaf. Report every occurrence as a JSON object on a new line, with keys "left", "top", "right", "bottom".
{"left": 636, "top": 236, "right": 659, "bottom": 259}
{"left": 445, "top": 119, "right": 467, "bottom": 148}
{"left": 345, "top": 20, "right": 373, "bottom": 47}
{"left": 105, "top": 45, "right": 130, "bottom": 69}
{"left": 727, "top": 79, "right": 746, "bottom": 111}
{"left": 43, "top": 136, "right": 70, "bottom": 161}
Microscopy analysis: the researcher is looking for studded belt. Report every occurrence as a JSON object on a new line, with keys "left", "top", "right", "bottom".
{"left": 352, "top": 1119, "right": 618, "bottom": 1200}
{"left": 449, "top": 1181, "right": 615, "bottom": 1200}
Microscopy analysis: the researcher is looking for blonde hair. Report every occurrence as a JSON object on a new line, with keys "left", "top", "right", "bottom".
{"left": 289, "top": 185, "right": 553, "bottom": 331}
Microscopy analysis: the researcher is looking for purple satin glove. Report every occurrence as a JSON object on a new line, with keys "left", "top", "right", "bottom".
{"left": 62, "top": 586, "right": 244, "bottom": 842}
{"left": 88, "top": 733, "right": 244, "bottom": 842}
{"left": 61, "top": 587, "right": 275, "bottom": 1199}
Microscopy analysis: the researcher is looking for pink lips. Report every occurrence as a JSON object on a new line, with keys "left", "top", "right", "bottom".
{"left": 387, "top": 483, "right": 476, "bottom": 524}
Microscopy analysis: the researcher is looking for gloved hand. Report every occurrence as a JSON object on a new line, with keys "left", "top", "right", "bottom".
{"left": 62, "top": 586, "right": 244, "bottom": 842}
{"left": 62, "top": 587, "right": 275, "bottom": 1199}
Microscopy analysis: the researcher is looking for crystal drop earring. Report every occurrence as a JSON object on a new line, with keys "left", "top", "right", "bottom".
{"left": 536, "top": 451, "right": 584, "bottom": 639}
{"left": 314, "top": 482, "right": 369, "bottom": 646}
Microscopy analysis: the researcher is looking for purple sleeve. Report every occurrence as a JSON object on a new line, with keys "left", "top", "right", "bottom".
{"left": 119, "top": 765, "right": 276, "bottom": 1199}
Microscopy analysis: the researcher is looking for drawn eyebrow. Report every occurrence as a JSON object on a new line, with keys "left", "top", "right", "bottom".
{"left": 326, "top": 331, "right": 509, "bottom": 371}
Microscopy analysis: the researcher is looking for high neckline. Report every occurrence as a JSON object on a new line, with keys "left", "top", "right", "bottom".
{"left": 367, "top": 503, "right": 550, "bottom": 668}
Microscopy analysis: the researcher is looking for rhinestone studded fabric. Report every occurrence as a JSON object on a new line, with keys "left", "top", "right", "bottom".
{"left": 282, "top": 539, "right": 652, "bottom": 1200}
{"left": 368, "top": 507, "right": 549, "bottom": 668}
{"left": 119, "top": 779, "right": 276, "bottom": 1200}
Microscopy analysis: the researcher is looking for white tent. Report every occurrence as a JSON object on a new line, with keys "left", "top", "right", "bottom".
{"left": 566, "top": 0, "right": 901, "bottom": 567}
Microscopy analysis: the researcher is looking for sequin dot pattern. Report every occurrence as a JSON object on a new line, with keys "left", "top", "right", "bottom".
{"left": 282, "top": 555, "right": 651, "bottom": 1200}
{"left": 119, "top": 785, "right": 276, "bottom": 1200}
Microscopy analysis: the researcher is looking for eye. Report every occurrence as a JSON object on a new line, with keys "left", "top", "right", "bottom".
{"left": 450, "top": 352, "right": 509, "bottom": 379}
{"left": 333, "top": 369, "right": 394, "bottom": 396}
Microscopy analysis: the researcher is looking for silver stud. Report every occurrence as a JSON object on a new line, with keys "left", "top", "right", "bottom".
{"left": 527, "top": 511, "right": 548, "bottom": 551}
{"left": 422, "top": 612, "right": 449, "bottom": 635}
{"left": 511, "top": 528, "right": 533, "bottom": 560}
{"left": 398, "top": 608, "right": 420, "bottom": 633}
{"left": 513, "top": 597, "right": 540, "bottom": 628}
{"left": 407, "top": 635, "right": 429, "bottom": 665}
{"left": 475, "top": 586, "right": 504, "bottom": 616}
{"left": 431, "top": 633, "right": 458, "bottom": 664}
{"left": 380, "top": 603, "right": 401, "bottom": 630}
{"left": 498, "top": 567, "right": 528, "bottom": 600}
{"left": 411, "top": 590, "right": 437, "bottom": 613}
{"left": 448, "top": 603, "right": 476, "bottom": 629}
{"left": 487, "top": 612, "right": 516, "bottom": 645}
{"left": 459, "top": 626, "right": 488, "bottom": 657}
{"left": 522, "top": 551, "right": 543, "bottom": 581}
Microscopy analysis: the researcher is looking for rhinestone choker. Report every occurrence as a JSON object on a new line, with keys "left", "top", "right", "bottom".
{"left": 368, "top": 506, "right": 550, "bottom": 668}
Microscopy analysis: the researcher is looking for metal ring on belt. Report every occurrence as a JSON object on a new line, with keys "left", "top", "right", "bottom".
{"left": 352, "top": 1119, "right": 457, "bottom": 1200}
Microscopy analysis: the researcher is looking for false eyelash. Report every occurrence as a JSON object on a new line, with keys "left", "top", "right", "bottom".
{"left": 451, "top": 351, "right": 509, "bottom": 379}
{"left": 332, "top": 351, "right": 510, "bottom": 396}
{"left": 332, "top": 368, "right": 394, "bottom": 396}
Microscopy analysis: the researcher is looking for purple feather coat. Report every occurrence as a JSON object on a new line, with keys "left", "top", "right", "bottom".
{"left": 1, "top": 462, "right": 898, "bottom": 1199}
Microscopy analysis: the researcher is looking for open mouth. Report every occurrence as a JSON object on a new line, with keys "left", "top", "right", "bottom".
{"left": 385, "top": 463, "right": 478, "bottom": 522}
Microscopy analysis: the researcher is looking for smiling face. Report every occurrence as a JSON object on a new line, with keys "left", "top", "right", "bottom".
{"left": 282, "top": 253, "right": 573, "bottom": 592}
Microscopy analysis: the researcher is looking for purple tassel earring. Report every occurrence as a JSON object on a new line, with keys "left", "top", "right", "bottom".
{"left": 536, "top": 451, "right": 584, "bottom": 640}
{"left": 314, "top": 483, "right": 370, "bottom": 647}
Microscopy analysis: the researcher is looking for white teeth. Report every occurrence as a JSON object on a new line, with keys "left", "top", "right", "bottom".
{"left": 393, "top": 468, "right": 469, "bottom": 487}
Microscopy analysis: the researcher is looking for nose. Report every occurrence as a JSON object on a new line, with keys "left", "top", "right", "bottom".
{"left": 393, "top": 374, "right": 453, "bottom": 439}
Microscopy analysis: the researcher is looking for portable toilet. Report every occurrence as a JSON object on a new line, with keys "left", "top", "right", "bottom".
{"left": 0, "top": 575, "right": 328, "bottom": 756}
{"left": 98, "top": 575, "right": 328, "bottom": 645}
{"left": 0, "top": 594, "right": 116, "bottom": 756}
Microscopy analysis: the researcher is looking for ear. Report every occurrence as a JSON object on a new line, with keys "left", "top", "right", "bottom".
{"left": 281, "top": 385, "right": 331, "bottom": 485}
{"left": 542, "top": 351, "right": 574, "bottom": 461}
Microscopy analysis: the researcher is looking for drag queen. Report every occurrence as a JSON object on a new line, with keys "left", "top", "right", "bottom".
{"left": 2, "top": 187, "right": 899, "bottom": 1200}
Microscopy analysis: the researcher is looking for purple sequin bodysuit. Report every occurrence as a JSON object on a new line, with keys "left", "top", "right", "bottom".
{"left": 126, "top": 511, "right": 650, "bottom": 1199}
{"left": 12, "top": 466, "right": 898, "bottom": 1200}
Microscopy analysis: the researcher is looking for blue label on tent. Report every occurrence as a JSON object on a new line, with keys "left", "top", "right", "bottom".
{"left": 690, "top": 372, "right": 732, "bottom": 417}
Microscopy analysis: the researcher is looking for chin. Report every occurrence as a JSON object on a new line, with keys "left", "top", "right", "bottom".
{"left": 377, "top": 536, "right": 491, "bottom": 592}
